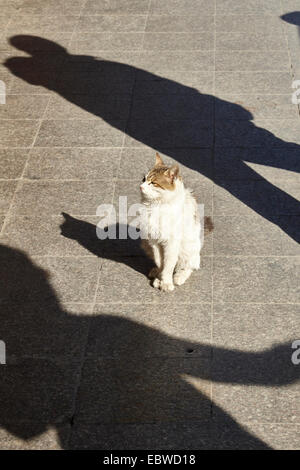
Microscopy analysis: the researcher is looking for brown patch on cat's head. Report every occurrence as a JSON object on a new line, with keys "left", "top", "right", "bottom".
{"left": 146, "top": 153, "right": 180, "bottom": 190}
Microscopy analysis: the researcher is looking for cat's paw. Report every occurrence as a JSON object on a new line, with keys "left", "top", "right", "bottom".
{"left": 159, "top": 281, "right": 175, "bottom": 292}
{"left": 173, "top": 272, "right": 186, "bottom": 286}
{"left": 149, "top": 267, "right": 160, "bottom": 279}
{"left": 152, "top": 277, "right": 161, "bottom": 289}
{"left": 173, "top": 269, "right": 192, "bottom": 286}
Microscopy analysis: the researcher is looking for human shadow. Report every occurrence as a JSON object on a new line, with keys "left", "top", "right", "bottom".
{"left": 4, "top": 35, "right": 300, "bottom": 244}
{"left": 0, "top": 242, "right": 299, "bottom": 449}
{"left": 281, "top": 11, "right": 300, "bottom": 40}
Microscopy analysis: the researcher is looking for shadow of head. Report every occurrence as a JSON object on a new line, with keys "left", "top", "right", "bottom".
{"left": 4, "top": 35, "right": 69, "bottom": 87}
{"left": 8, "top": 35, "right": 68, "bottom": 54}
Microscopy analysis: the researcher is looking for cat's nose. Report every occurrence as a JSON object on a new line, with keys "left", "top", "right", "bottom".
{"left": 140, "top": 185, "right": 144, "bottom": 191}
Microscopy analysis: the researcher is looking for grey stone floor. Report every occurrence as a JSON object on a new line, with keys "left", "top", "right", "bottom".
{"left": 0, "top": 0, "right": 299, "bottom": 450}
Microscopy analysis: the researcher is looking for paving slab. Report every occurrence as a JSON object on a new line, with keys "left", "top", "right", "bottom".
{"left": 18, "top": 0, "right": 85, "bottom": 16}
{"left": 213, "top": 215, "right": 300, "bottom": 256}
{"left": 0, "top": 120, "right": 40, "bottom": 147}
{"left": 129, "top": 51, "right": 214, "bottom": 72}
{"left": 77, "top": 15, "right": 147, "bottom": 32}
{"left": 69, "top": 422, "right": 213, "bottom": 450}
{"left": 234, "top": 423, "right": 300, "bottom": 450}
{"left": 70, "top": 32, "right": 145, "bottom": 54}
{"left": 213, "top": 303, "right": 300, "bottom": 349}
{"left": 0, "top": 181, "right": 18, "bottom": 215}
{"left": 10, "top": 180, "right": 114, "bottom": 215}
{"left": 0, "top": 358, "right": 82, "bottom": 423}
{"left": 86, "top": 305, "right": 212, "bottom": 358}
{"left": 125, "top": 119, "right": 214, "bottom": 148}
{"left": 0, "top": 214, "right": 103, "bottom": 256}
{"left": 215, "top": 94, "right": 297, "bottom": 119}
{"left": 215, "top": 14, "right": 285, "bottom": 33}
{"left": 215, "top": 0, "right": 282, "bottom": 15}
{"left": 131, "top": 94, "right": 214, "bottom": 120}
{"left": 214, "top": 71, "right": 293, "bottom": 93}
{"left": 0, "top": 94, "right": 49, "bottom": 119}
{"left": 24, "top": 147, "right": 121, "bottom": 180}
{"left": 143, "top": 32, "right": 214, "bottom": 51}
{"left": 146, "top": 15, "right": 214, "bottom": 32}
{"left": 215, "top": 50, "right": 290, "bottom": 71}
{"left": 0, "top": 0, "right": 22, "bottom": 15}
{"left": 213, "top": 180, "right": 300, "bottom": 217}
{"left": 96, "top": 257, "right": 212, "bottom": 304}
{"left": 35, "top": 119, "right": 126, "bottom": 147}
{"left": 0, "top": 148, "right": 29, "bottom": 179}
{"left": 74, "top": 356, "right": 212, "bottom": 424}
{"left": 7, "top": 15, "right": 80, "bottom": 34}
{"left": 214, "top": 147, "right": 300, "bottom": 181}
{"left": 44, "top": 94, "right": 132, "bottom": 121}
{"left": 0, "top": 247, "right": 100, "bottom": 305}
{"left": 213, "top": 256, "right": 300, "bottom": 303}
{"left": 149, "top": 0, "right": 214, "bottom": 16}
{"left": 216, "top": 32, "right": 287, "bottom": 51}
{"left": 135, "top": 70, "right": 214, "bottom": 94}
{"left": 0, "top": 301, "right": 91, "bottom": 359}
{"left": 83, "top": 0, "right": 149, "bottom": 15}
{"left": 216, "top": 119, "right": 300, "bottom": 147}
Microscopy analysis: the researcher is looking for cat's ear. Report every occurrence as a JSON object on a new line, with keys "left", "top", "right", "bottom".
{"left": 165, "top": 165, "right": 179, "bottom": 183}
{"left": 155, "top": 152, "right": 164, "bottom": 167}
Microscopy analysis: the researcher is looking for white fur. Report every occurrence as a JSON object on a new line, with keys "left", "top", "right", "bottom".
{"left": 140, "top": 177, "right": 202, "bottom": 291}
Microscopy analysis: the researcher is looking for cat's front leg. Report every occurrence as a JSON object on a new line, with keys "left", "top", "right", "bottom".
{"left": 158, "top": 239, "right": 179, "bottom": 292}
{"left": 148, "top": 243, "right": 162, "bottom": 279}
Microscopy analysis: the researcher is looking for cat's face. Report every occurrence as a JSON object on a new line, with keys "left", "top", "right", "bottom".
{"left": 140, "top": 153, "right": 180, "bottom": 202}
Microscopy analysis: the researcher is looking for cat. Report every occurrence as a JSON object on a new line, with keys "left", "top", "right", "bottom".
{"left": 140, "top": 152, "right": 202, "bottom": 292}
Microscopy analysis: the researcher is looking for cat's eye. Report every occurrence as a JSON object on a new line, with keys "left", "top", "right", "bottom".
{"left": 142, "top": 176, "right": 146, "bottom": 182}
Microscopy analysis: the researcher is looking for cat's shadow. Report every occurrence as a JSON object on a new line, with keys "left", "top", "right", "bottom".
{"left": 60, "top": 212, "right": 153, "bottom": 277}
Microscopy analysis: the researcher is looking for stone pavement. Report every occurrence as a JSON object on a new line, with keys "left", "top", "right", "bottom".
{"left": 0, "top": 0, "right": 299, "bottom": 450}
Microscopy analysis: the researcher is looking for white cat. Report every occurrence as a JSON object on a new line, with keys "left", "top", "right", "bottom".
{"left": 140, "top": 153, "right": 202, "bottom": 292}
